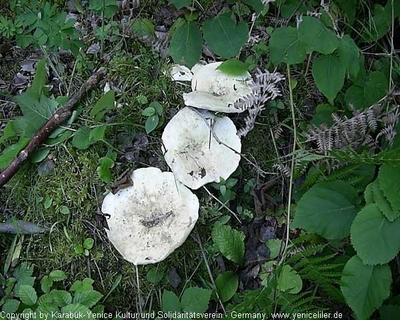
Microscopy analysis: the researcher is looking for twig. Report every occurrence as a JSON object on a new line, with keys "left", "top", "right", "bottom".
{"left": 0, "top": 68, "right": 107, "bottom": 189}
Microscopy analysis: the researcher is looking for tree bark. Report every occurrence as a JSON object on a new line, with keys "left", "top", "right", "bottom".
{"left": 0, "top": 67, "right": 107, "bottom": 188}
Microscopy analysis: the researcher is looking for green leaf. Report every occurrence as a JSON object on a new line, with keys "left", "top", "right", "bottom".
{"left": 337, "top": 35, "right": 361, "bottom": 78}
{"left": 142, "top": 107, "right": 156, "bottom": 117}
{"left": 27, "top": 59, "right": 46, "bottom": 98}
{"left": 145, "top": 115, "right": 159, "bottom": 134}
{"left": 2, "top": 299, "right": 20, "bottom": 312}
{"left": 18, "top": 285, "right": 37, "bottom": 306}
{"left": 242, "top": 0, "right": 264, "bottom": 13}
{"left": 15, "top": 94, "right": 59, "bottom": 135}
{"left": 168, "top": 0, "right": 191, "bottom": 9}
{"left": 312, "top": 54, "right": 346, "bottom": 103}
{"left": 131, "top": 18, "right": 155, "bottom": 38}
{"left": 351, "top": 204, "right": 400, "bottom": 265}
{"left": 266, "top": 239, "right": 282, "bottom": 260}
{"left": 59, "top": 205, "right": 70, "bottom": 215}
{"left": 61, "top": 303, "right": 91, "bottom": 316}
{"left": 370, "top": 180, "right": 398, "bottom": 221}
{"left": 146, "top": 267, "right": 165, "bottom": 284}
{"left": 51, "top": 289, "right": 72, "bottom": 306}
{"left": 89, "top": 125, "right": 107, "bottom": 143}
{"left": 215, "top": 271, "right": 238, "bottom": 302}
{"left": 269, "top": 26, "right": 306, "bottom": 65}
{"left": 310, "top": 104, "right": 337, "bottom": 126}
{"left": 71, "top": 126, "right": 92, "bottom": 150}
{"left": 378, "top": 164, "right": 400, "bottom": 217}
{"left": 212, "top": 224, "right": 245, "bottom": 266}
{"left": 49, "top": 270, "right": 67, "bottom": 282}
{"left": 0, "top": 138, "right": 30, "bottom": 170}
{"left": 83, "top": 238, "right": 94, "bottom": 250}
{"left": 217, "top": 59, "right": 248, "bottom": 76}
{"left": 277, "top": 265, "right": 302, "bottom": 294}
{"left": 203, "top": 12, "right": 248, "bottom": 59}
{"left": 169, "top": 21, "right": 202, "bottom": 68}
{"left": 181, "top": 287, "right": 212, "bottom": 313}
{"left": 298, "top": 16, "right": 339, "bottom": 54}
{"left": 149, "top": 101, "right": 164, "bottom": 115}
{"left": 292, "top": 181, "right": 359, "bottom": 240}
{"left": 341, "top": 255, "right": 391, "bottom": 320}
{"left": 97, "top": 156, "right": 114, "bottom": 183}
{"left": 41, "top": 276, "right": 53, "bottom": 294}
{"left": 90, "top": 90, "right": 115, "bottom": 122}
{"left": 361, "top": 3, "right": 391, "bottom": 42}
{"left": 162, "top": 290, "right": 181, "bottom": 312}
{"left": 345, "top": 71, "right": 388, "bottom": 109}
{"left": 380, "top": 305, "right": 400, "bottom": 320}
{"left": 73, "top": 290, "right": 103, "bottom": 308}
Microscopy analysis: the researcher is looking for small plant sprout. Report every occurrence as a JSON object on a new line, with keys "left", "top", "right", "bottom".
{"left": 183, "top": 62, "right": 252, "bottom": 113}
{"left": 101, "top": 167, "right": 199, "bottom": 265}
{"left": 162, "top": 107, "right": 241, "bottom": 190}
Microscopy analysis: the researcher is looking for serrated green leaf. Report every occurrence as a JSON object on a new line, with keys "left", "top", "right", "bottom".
{"left": 41, "top": 275, "right": 53, "bottom": 294}
{"left": 73, "top": 290, "right": 103, "bottom": 308}
{"left": 212, "top": 224, "right": 245, "bottom": 266}
{"left": 90, "top": 90, "right": 115, "bottom": 122}
{"left": 181, "top": 287, "right": 211, "bottom": 313}
{"left": 2, "top": 299, "right": 20, "bottom": 312}
{"left": 169, "top": 21, "right": 202, "bottom": 68}
{"left": 168, "top": 0, "right": 191, "bottom": 9}
{"left": 350, "top": 204, "right": 400, "bottom": 265}
{"left": 61, "top": 303, "right": 91, "bottom": 316}
{"left": 337, "top": 35, "right": 361, "bottom": 78}
{"left": 371, "top": 180, "right": 398, "bottom": 221}
{"left": 312, "top": 54, "right": 346, "bottom": 103}
{"left": 215, "top": 271, "right": 238, "bottom": 302}
{"left": 269, "top": 26, "right": 306, "bottom": 65}
{"left": 71, "top": 126, "right": 92, "bottom": 150}
{"left": 277, "top": 265, "right": 302, "bottom": 294}
{"left": 50, "top": 289, "right": 72, "bottom": 307}
{"left": 18, "top": 285, "right": 37, "bottom": 306}
{"left": 217, "top": 59, "right": 248, "bottom": 76}
{"left": 292, "top": 181, "right": 359, "bottom": 240}
{"left": 378, "top": 165, "right": 400, "bottom": 216}
{"left": 298, "top": 16, "right": 339, "bottom": 54}
{"left": 49, "top": 270, "right": 67, "bottom": 282}
{"left": 341, "top": 255, "right": 391, "bottom": 320}
{"left": 15, "top": 94, "right": 59, "bottom": 135}
{"left": 203, "top": 12, "right": 248, "bottom": 59}
{"left": 145, "top": 115, "right": 159, "bottom": 134}
{"left": 162, "top": 290, "right": 181, "bottom": 313}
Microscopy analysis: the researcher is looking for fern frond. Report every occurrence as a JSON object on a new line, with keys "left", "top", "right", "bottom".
{"left": 278, "top": 291, "right": 329, "bottom": 314}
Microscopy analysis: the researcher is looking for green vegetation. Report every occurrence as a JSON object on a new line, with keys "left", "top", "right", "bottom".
{"left": 1, "top": 0, "right": 400, "bottom": 319}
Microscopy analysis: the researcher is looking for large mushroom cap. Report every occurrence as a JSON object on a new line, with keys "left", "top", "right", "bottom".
{"left": 162, "top": 107, "right": 241, "bottom": 189}
{"left": 102, "top": 167, "right": 199, "bottom": 265}
{"left": 183, "top": 62, "right": 252, "bottom": 113}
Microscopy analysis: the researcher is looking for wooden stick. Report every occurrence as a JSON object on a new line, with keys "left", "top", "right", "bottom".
{"left": 0, "top": 67, "right": 107, "bottom": 188}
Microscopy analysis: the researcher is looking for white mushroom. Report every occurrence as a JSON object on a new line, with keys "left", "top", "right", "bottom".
{"left": 102, "top": 167, "right": 199, "bottom": 265}
{"left": 183, "top": 62, "right": 252, "bottom": 113}
{"left": 170, "top": 64, "right": 193, "bottom": 81}
{"left": 162, "top": 107, "right": 241, "bottom": 189}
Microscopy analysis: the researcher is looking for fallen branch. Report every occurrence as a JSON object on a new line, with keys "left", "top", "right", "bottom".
{"left": 0, "top": 67, "right": 107, "bottom": 188}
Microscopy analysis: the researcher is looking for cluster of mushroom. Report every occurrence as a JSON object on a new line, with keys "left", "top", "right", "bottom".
{"left": 102, "top": 62, "right": 252, "bottom": 265}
